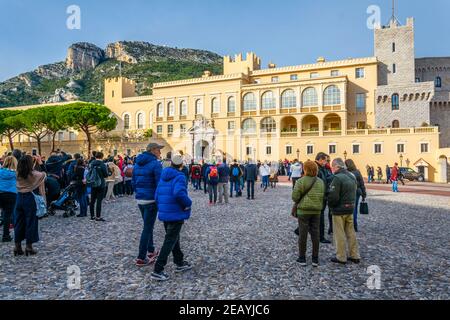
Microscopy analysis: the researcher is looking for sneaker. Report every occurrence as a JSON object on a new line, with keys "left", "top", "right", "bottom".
{"left": 347, "top": 258, "right": 361, "bottom": 264}
{"left": 135, "top": 258, "right": 151, "bottom": 267}
{"left": 175, "top": 261, "right": 193, "bottom": 273}
{"left": 90, "top": 217, "right": 96, "bottom": 221}
{"left": 96, "top": 218, "right": 106, "bottom": 222}
{"left": 296, "top": 257, "right": 307, "bottom": 266}
{"left": 312, "top": 258, "right": 319, "bottom": 267}
{"left": 151, "top": 271, "right": 170, "bottom": 281}
{"left": 147, "top": 250, "right": 159, "bottom": 263}
{"left": 330, "top": 257, "right": 347, "bottom": 265}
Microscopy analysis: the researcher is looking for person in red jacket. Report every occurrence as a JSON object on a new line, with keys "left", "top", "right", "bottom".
{"left": 191, "top": 163, "right": 202, "bottom": 191}
{"left": 391, "top": 163, "right": 399, "bottom": 192}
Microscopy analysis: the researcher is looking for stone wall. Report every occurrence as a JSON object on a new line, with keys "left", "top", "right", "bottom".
{"left": 375, "top": 82, "right": 434, "bottom": 128}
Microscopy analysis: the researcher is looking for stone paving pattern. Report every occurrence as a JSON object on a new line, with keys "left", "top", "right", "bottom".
{"left": 0, "top": 185, "right": 449, "bottom": 300}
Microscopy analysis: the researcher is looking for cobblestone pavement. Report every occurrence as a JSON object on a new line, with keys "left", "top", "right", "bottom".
{"left": 0, "top": 185, "right": 448, "bottom": 300}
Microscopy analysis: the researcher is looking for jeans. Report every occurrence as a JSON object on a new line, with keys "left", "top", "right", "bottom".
{"left": 125, "top": 180, "right": 133, "bottom": 195}
{"left": 192, "top": 179, "right": 200, "bottom": 190}
{"left": 14, "top": 192, "right": 39, "bottom": 244}
{"left": 246, "top": 180, "right": 255, "bottom": 199}
{"left": 392, "top": 180, "right": 399, "bottom": 192}
{"left": 230, "top": 181, "right": 240, "bottom": 197}
{"left": 262, "top": 176, "right": 269, "bottom": 189}
{"left": 319, "top": 200, "right": 328, "bottom": 241}
{"left": 154, "top": 221, "right": 184, "bottom": 273}
{"left": 76, "top": 189, "right": 88, "bottom": 217}
{"left": 298, "top": 215, "right": 320, "bottom": 259}
{"left": 137, "top": 203, "right": 158, "bottom": 260}
{"left": 353, "top": 193, "right": 361, "bottom": 231}
{"left": 203, "top": 179, "right": 208, "bottom": 194}
{"left": 0, "top": 192, "right": 16, "bottom": 240}
{"left": 218, "top": 182, "right": 229, "bottom": 204}
{"left": 90, "top": 187, "right": 105, "bottom": 218}
{"left": 208, "top": 184, "right": 218, "bottom": 203}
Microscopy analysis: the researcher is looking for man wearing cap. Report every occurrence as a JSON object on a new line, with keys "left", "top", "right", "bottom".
{"left": 152, "top": 154, "right": 192, "bottom": 281}
{"left": 132, "top": 143, "right": 164, "bottom": 267}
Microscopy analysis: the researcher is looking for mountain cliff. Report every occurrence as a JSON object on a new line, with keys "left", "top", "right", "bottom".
{"left": 0, "top": 41, "right": 223, "bottom": 107}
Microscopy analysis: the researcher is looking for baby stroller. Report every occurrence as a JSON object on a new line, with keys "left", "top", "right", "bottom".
{"left": 48, "top": 183, "right": 79, "bottom": 218}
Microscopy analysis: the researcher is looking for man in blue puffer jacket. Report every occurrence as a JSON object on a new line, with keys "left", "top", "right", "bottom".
{"left": 151, "top": 154, "right": 192, "bottom": 281}
{"left": 132, "top": 143, "right": 163, "bottom": 267}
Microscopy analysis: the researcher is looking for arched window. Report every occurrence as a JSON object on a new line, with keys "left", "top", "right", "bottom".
{"left": 392, "top": 94, "right": 400, "bottom": 110}
{"left": 195, "top": 99, "right": 203, "bottom": 115}
{"left": 261, "top": 91, "right": 276, "bottom": 110}
{"left": 167, "top": 102, "right": 174, "bottom": 117}
{"left": 211, "top": 98, "right": 220, "bottom": 113}
{"left": 227, "top": 96, "right": 236, "bottom": 113}
{"left": 392, "top": 120, "right": 400, "bottom": 128}
{"left": 323, "top": 85, "right": 341, "bottom": 105}
{"left": 157, "top": 103, "right": 164, "bottom": 118}
{"left": 242, "top": 118, "right": 256, "bottom": 134}
{"left": 281, "top": 89, "right": 296, "bottom": 109}
{"left": 436, "top": 76, "right": 442, "bottom": 88}
{"left": 261, "top": 117, "right": 276, "bottom": 133}
{"left": 124, "top": 114, "right": 130, "bottom": 130}
{"left": 180, "top": 100, "right": 187, "bottom": 116}
{"left": 137, "top": 113, "right": 144, "bottom": 129}
{"left": 243, "top": 93, "right": 256, "bottom": 111}
{"left": 302, "top": 87, "right": 318, "bottom": 107}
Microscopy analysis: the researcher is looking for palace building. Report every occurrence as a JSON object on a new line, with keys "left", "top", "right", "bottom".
{"left": 2, "top": 16, "right": 450, "bottom": 183}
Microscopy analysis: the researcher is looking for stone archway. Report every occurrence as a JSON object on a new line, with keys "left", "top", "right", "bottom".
{"left": 196, "top": 140, "right": 210, "bottom": 161}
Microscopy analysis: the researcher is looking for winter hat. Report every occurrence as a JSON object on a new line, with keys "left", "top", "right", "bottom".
{"left": 171, "top": 154, "right": 183, "bottom": 166}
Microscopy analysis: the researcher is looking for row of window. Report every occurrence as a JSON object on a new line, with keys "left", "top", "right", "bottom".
{"left": 244, "top": 142, "right": 430, "bottom": 156}
{"left": 12, "top": 132, "right": 77, "bottom": 143}
{"left": 258, "top": 68, "right": 365, "bottom": 84}
{"left": 415, "top": 76, "right": 443, "bottom": 88}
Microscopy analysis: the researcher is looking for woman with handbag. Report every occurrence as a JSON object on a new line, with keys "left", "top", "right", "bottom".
{"left": 292, "top": 160, "right": 325, "bottom": 267}
{"left": 345, "top": 159, "right": 367, "bottom": 232}
{"left": 14, "top": 155, "right": 46, "bottom": 256}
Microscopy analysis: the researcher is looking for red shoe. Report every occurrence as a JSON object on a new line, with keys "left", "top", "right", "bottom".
{"left": 135, "top": 258, "right": 151, "bottom": 267}
{"left": 147, "top": 250, "right": 159, "bottom": 263}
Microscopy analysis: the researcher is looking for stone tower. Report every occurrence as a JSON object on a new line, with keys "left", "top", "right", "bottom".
{"left": 374, "top": 17, "right": 415, "bottom": 85}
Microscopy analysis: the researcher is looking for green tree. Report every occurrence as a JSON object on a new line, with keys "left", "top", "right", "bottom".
{"left": 0, "top": 110, "right": 23, "bottom": 151}
{"left": 44, "top": 106, "right": 69, "bottom": 153}
{"left": 6, "top": 107, "right": 51, "bottom": 155}
{"left": 60, "top": 102, "right": 117, "bottom": 156}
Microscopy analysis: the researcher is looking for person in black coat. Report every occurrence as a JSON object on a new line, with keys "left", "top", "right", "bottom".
{"left": 345, "top": 159, "right": 367, "bottom": 232}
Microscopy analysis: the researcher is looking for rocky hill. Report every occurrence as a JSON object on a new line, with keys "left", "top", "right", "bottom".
{"left": 0, "top": 41, "right": 223, "bottom": 107}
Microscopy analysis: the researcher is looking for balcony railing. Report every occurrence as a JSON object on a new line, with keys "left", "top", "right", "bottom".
{"left": 323, "top": 130, "right": 342, "bottom": 136}
{"left": 281, "top": 131, "right": 298, "bottom": 137}
{"left": 260, "top": 109, "right": 277, "bottom": 115}
{"left": 301, "top": 131, "right": 320, "bottom": 137}
{"left": 242, "top": 111, "right": 257, "bottom": 116}
{"left": 227, "top": 112, "right": 236, "bottom": 117}
{"left": 414, "top": 127, "right": 437, "bottom": 133}
{"left": 211, "top": 113, "right": 219, "bottom": 118}
{"left": 390, "top": 128, "right": 412, "bottom": 134}
{"left": 346, "top": 129, "right": 366, "bottom": 135}
{"left": 301, "top": 107, "right": 320, "bottom": 113}
{"left": 323, "top": 105, "right": 342, "bottom": 111}
{"left": 280, "top": 108, "right": 298, "bottom": 114}
{"left": 179, "top": 115, "right": 187, "bottom": 120}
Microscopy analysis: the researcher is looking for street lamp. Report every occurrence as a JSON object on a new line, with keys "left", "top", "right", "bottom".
{"left": 296, "top": 149, "right": 300, "bottom": 160}
{"left": 400, "top": 154, "right": 403, "bottom": 167}
{"left": 344, "top": 150, "right": 348, "bottom": 160}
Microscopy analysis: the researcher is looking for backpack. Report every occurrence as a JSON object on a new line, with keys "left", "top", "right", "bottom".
{"left": 209, "top": 166, "right": 218, "bottom": 179}
{"left": 232, "top": 166, "right": 240, "bottom": 177}
{"left": 86, "top": 164, "right": 102, "bottom": 188}
{"left": 125, "top": 166, "right": 133, "bottom": 178}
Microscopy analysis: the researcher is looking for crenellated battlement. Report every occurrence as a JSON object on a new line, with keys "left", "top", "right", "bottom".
{"left": 223, "top": 52, "right": 261, "bottom": 75}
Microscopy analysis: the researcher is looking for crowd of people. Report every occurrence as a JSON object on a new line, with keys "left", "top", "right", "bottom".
{"left": 0, "top": 143, "right": 405, "bottom": 280}
{"left": 366, "top": 163, "right": 404, "bottom": 191}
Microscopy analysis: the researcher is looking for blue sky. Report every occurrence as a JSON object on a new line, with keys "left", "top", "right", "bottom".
{"left": 0, "top": 0, "right": 449, "bottom": 81}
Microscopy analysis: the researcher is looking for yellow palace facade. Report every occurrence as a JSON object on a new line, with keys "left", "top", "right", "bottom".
{"left": 104, "top": 53, "right": 447, "bottom": 183}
